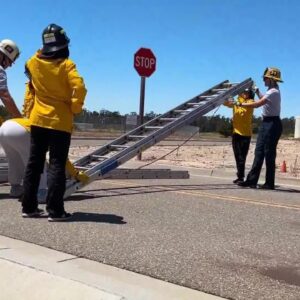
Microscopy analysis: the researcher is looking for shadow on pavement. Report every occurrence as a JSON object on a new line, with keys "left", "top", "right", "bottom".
{"left": 76, "top": 183, "right": 300, "bottom": 198}
{"left": 70, "top": 212, "right": 127, "bottom": 224}
{"left": 66, "top": 194, "right": 97, "bottom": 201}
{"left": 0, "top": 193, "right": 8, "bottom": 200}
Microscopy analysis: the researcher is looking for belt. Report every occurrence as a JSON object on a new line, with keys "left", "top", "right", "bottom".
{"left": 263, "top": 116, "right": 280, "bottom": 121}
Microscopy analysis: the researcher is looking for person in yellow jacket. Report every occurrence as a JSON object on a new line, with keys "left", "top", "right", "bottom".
{"left": 223, "top": 88, "right": 255, "bottom": 184}
{"left": 21, "top": 24, "right": 87, "bottom": 221}
{"left": 0, "top": 83, "right": 89, "bottom": 200}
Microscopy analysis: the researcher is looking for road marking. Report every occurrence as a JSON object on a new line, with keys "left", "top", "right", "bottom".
{"left": 103, "top": 180, "right": 300, "bottom": 211}
{"left": 168, "top": 189, "right": 300, "bottom": 211}
{"left": 190, "top": 173, "right": 300, "bottom": 189}
{"left": 155, "top": 163, "right": 300, "bottom": 189}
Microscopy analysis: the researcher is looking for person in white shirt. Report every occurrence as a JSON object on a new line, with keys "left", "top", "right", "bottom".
{"left": 238, "top": 67, "right": 283, "bottom": 189}
{"left": 0, "top": 39, "right": 23, "bottom": 197}
{"left": 0, "top": 39, "right": 21, "bottom": 118}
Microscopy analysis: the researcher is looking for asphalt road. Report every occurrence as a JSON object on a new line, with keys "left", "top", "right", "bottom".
{"left": 0, "top": 161, "right": 299, "bottom": 300}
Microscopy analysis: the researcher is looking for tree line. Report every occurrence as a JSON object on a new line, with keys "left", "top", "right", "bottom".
{"left": 72, "top": 108, "right": 295, "bottom": 137}
{"left": 0, "top": 106, "right": 296, "bottom": 137}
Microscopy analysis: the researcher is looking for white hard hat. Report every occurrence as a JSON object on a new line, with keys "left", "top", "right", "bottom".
{"left": 0, "top": 39, "right": 20, "bottom": 63}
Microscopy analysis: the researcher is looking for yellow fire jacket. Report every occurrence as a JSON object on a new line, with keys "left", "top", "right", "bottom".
{"left": 224, "top": 97, "right": 254, "bottom": 137}
{"left": 25, "top": 51, "right": 87, "bottom": 133}
{"left": 13, "top": 85, "right": 89, "bottom": 183}
{"left": 14, "top": 83, "right": 34, "bottom": 132}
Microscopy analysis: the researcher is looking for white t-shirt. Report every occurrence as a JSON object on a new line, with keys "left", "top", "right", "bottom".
{"left": 262, "top": 87, "right": 281, "bottom": 117}
{"left": 0, "top": 65, "right": 8, "bottom": 90}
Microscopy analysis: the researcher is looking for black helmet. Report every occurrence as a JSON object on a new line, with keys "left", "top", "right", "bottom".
{"left": 243, "top": 88, "right": 255, "bottom": 99}
{"left": 42, "top": 23, "right": 70, "bottom": 53}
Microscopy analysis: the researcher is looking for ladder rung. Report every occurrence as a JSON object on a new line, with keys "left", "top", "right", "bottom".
{"left": 187, "top": 102, "right": 201, "bottom": 106}
{"left": 91, "top": 155, "right": 108, "bottom": 159}
{"left": 74, "top": 166, "right": 90, "bottom": 170}
{"left": 173, "top": 110, "right": 188, "bottom": 113}
{"left": 199, "top": 95, "right": 215, "bottom": 98}
{"left": 110, "top": 145, "right": 128, "bottom": 149}
{"left": 223, "top": 82, "right": 238, "bottom": 86}
{"left": 212, "top": 88, "right": 228, "bottom": 92}
{"left": 159, "top": 118, "right": 178, "bottom": 121}
{"left": 144, "top": 126, "right": 164, "bottom": 130}
{"left": 128, "top": 135, "right": 147, "bottom": 139}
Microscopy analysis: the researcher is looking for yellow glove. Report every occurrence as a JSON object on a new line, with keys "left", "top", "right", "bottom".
{"left": 75, "top": 171, "right": 90, "bottom": 184}
{"left": 65, "top": 159, "right": 89, "bottom": 184}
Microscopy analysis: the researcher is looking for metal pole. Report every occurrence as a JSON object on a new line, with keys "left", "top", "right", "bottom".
{"left": 137, "top": 76, "right": 146, "bottom": 160}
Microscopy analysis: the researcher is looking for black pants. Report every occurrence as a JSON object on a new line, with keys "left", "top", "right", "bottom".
{"left": 232, "top": 133, "right": 251, "bottom": 180}
{"left": 22, "top": 126, "right": 71, "bottom": 215}
{"left": 246, "top": 117, "right": 282, "bottom": 187}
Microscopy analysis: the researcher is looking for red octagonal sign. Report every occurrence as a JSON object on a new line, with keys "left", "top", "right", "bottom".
{"left": 134, "top": 47, "right": 156, "bottom": 77}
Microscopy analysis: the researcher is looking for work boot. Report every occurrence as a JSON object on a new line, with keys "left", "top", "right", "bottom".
{"left": 233, "top": 178, "right": 244, "bottom": 184}
{"left": 258, "top": 184, "right": 275, "bottom": 190}
{"left": 22, "top": 208, "right": 46, "bottom": 218}
{"left": 238, "top": 181, "right": 257, "bottom": 188}
{"left": 48, "top": 211, "right": 72, "bottom": 222}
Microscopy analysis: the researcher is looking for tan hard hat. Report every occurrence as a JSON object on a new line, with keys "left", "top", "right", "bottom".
{"left": 263, "top": 67, "right": 283, "bottom": 83}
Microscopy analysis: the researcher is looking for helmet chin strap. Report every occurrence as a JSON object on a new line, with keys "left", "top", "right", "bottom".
{"left": 0, "top": 53, "right": 5, "bottom": 68}
{"left": 0, "top": 54, "right": 10, "bottom": 68}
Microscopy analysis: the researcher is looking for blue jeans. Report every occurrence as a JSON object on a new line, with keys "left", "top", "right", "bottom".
{"left": 246, "top": 117, "right": 282, "bottom": 187}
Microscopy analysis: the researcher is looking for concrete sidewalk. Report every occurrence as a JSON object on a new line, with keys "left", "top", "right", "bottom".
{"left": 0, "top": 236, "right": 226, "bottom": 300}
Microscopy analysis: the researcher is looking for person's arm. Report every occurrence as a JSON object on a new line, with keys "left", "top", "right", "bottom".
{"left": 223, "top": 97, "right": 234, "bottom": 108}
{"left": 223, "top": 100, "right": 234, "bottom": 108}
{"left": 240, "top": 96, "right": 267, "bottom": 108}
{"left": 65, "top": 159, "right": 89, "bottom": 184}
{"left": 66, "top": 60, "right": 87, "bottom": 114}
{"left": 22, "top": 82, "right": 35, "bottom": 118}
{"left": 255, "top": 87, "right": 264, "bottom": 99}
{"left": 0, "top": 89, "right": 22, "bottom": 117}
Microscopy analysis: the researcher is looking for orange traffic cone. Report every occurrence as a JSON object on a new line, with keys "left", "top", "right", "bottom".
{"left": 280, "top": 160, "right": 287, "bottom": 173}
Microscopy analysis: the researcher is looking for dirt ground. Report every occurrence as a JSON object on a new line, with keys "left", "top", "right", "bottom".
{"left": 2, "top": 136, "right": 298, "bottom": 180}
{"left": 142, "top": 139, "right": 300, "bottom": 179}
{"left": 68, "top": 138, "right": 300, "bottom": 180}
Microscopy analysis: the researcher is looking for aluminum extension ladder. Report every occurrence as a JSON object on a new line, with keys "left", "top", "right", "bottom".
{"left": 64, "top": 78, "right": 253, "bottom": 198}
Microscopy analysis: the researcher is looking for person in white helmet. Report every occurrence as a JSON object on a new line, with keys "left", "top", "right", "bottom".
{"left": 0, "top": 39, "right": 21, "bottom": 118}
{"left": 0, "top": 39, "right": 23, "bottom": 196}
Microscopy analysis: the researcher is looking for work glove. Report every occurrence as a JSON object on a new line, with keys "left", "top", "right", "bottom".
{"left": 75, "top": 171, "right": 90, "bottom": 184}
{"left": 251, "top": 83, "right": 259, "bottom": 93}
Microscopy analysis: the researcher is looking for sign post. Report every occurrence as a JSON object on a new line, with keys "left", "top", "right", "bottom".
{"left": 134, "top": 47, "right": 156, "bottom": 160}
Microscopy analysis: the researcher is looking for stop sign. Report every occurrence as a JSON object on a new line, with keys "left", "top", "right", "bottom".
{"left": 134, "top": 48, "right": 156, "bottom": 77}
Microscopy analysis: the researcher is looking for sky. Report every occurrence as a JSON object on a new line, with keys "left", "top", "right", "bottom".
{"left": 2, "top": 0, "right": 300, "bottom": 118}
